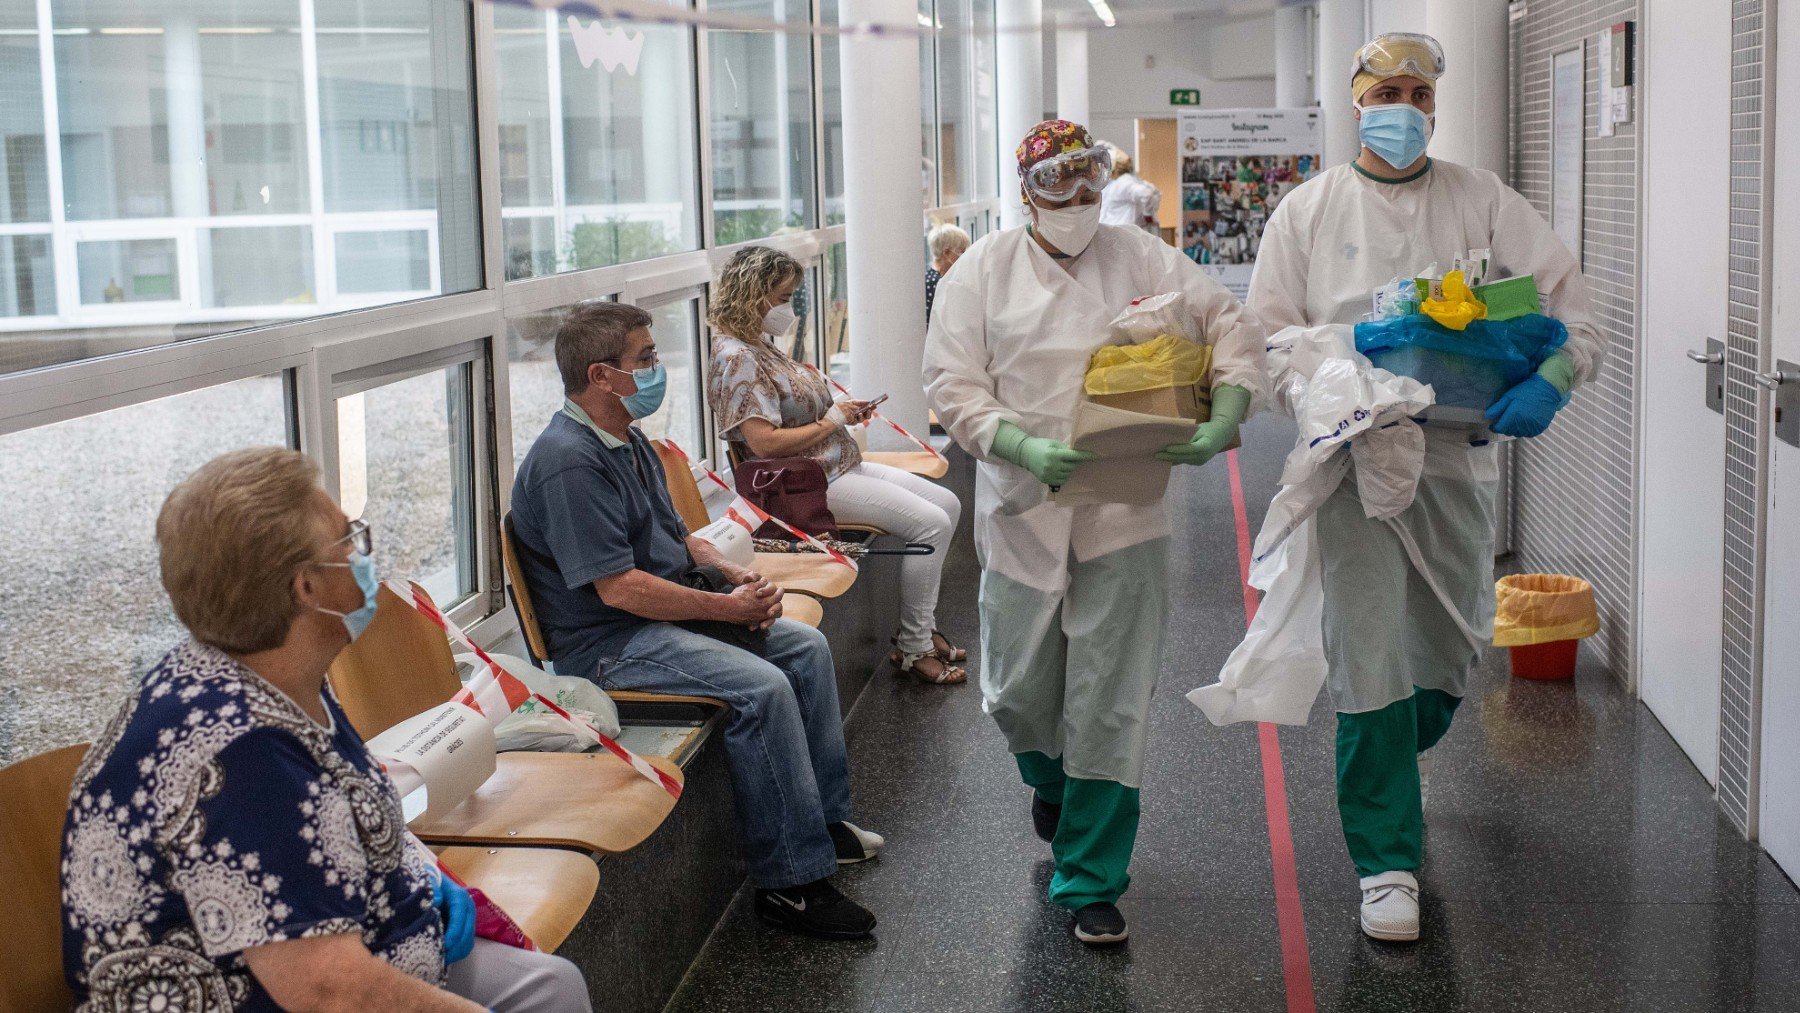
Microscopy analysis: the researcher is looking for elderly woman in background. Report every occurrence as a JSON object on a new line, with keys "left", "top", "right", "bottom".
{"left": 924, "top": 222, "right": 970, "bottom": 322}
{"left": 707, "top": 246, "right": 967, "bottom": 685}
{"left": 61, "top": 447, "right": 589, "bottom": 1012}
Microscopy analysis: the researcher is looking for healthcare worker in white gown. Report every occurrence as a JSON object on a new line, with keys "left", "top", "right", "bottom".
{"left": 924, "top": 120, "right": 1269, "bottom": 945}
{"left": 1249, "top": 34, "right": 1606, "bottom": 942}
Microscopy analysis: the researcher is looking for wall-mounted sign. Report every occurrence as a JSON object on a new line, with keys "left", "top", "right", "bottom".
{"left": 1169, "top": 89, "right": 1202, "bottom": 106}
{"left": 1176, "top": 108, "right": 1322, "bottom": 299}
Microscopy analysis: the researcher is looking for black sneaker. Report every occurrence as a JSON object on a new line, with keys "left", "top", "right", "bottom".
{"left": 1072, "top": 902, "right": 1128, "bottom": 945}
{"left": 1031, "top": 795, "right": 1062, "bottom": 843}
{"left": 755, "top": 878, "right": 877, "bottom": 939}
{"left": 828, "top": 820, "right": 884, "bottom": 864}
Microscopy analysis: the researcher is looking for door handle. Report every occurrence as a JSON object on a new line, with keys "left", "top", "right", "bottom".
{"left": 1688, "top": 349, "right": 1725, "bottom": 365}
{"left": 1754, "top": 370, "right": 1793, "bottom": 390}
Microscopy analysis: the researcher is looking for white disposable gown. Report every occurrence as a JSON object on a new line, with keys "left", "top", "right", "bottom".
{"left": 1233, "top": 159, "right": 1606, "bottom": 717}
{"left": 924, "top": 222, "right": 1267, "bottom": 783}
{"left": 1099, "top": 172, "right": 1162, "bottom": 232}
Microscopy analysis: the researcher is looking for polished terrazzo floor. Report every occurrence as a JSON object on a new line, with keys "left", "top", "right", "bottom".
{"left": 664, "top": 420, "right": 1800, "bottom": 1013}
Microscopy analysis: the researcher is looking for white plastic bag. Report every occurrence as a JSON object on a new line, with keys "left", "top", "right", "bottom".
{"left": 454, "top": 651, "right": 622, "bottom": 752}
{"left": 1187, "top": 519, "right": 1327, "bottom": 726}
{"left": 1107, "top": 292, "right": 1204, "bottom": 345}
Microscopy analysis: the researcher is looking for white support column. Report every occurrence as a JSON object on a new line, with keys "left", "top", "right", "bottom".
{"left": 1275, "top": 3, "right": 1312, "bottom": 109}
{"left": 840, "top": 0, "right": 929, "bottom": 445}
{"left": 1055, "top": 21, "right": 1089, "bottom": 126}
{"left": 164, "top": 13, "right": 208, "bottom": 218}
{"left": 996, "top": 0, "right": 1043, "bottom": 229}
{"left": 1314, "top": 0, "right": 1364, "bottom": 167}
{"left": 1424, "top": 0, "right": 1508, "bottom": 178}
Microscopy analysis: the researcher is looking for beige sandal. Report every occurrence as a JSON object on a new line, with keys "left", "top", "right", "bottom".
{"left": 890, "top": 643, "right": 967, "bottom": 684}
{"left": 931, "top": 629, "right": 968, "bottom": 663}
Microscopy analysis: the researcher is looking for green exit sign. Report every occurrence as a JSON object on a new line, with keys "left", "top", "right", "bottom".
{"left": 1170, "top": 89, "right": 1202, "bottom": 106}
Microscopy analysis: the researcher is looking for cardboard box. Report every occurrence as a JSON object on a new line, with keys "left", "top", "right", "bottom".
{"left": 1088, "top": 382, "right": 1242, "bottom": 451}
{"left": 1090, "top": 382, "right": 1205, "bottom": 421}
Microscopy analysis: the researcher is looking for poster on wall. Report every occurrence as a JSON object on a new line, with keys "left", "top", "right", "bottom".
{"left": 1550, "top": 44, "right": 1585, "bottom": 261}
{"left": 1176, "top": 109, "right": 1322, "bottom": 299}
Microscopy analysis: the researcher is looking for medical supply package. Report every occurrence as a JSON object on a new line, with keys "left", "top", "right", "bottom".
{"left": 1084, "top": 334, "right": 1214, "bottom": 421}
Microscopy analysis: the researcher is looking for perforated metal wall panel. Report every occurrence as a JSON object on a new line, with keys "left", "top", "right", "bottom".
{"left": 1717, "top": 0, "right": 1773, "bottom": 835}
{"left": 1508, "top": 0, "right": 1641, "bottom": 682}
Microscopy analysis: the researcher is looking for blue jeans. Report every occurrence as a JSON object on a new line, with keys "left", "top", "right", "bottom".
{"left": 597, "top": 618, "right": 850, "bottom": 889}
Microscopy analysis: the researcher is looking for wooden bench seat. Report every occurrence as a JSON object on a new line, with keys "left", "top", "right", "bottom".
{"left": 433, "top": 845, "right": 600, "bottom": 954}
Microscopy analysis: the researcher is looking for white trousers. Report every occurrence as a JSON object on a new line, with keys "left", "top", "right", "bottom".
{"left": 826, "top": 461, "right": 962, "bottom": 655}
{"left": 445, "top": 939, "right": 592, "bottom": 1012}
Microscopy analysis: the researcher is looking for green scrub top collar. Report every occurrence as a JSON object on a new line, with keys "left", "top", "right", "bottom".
{"left": 1353, "top": 157, "right": 1433, "bottom": 186}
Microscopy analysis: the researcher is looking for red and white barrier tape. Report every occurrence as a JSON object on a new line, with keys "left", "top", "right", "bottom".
{"left": 386, "top": 580, "right": 683, "bottom": 799}
{"left": 660, "top": 440, "right": 857, "bottom": 570}
{"left": 803, "top": 363, "right": 944, "bottom": 461}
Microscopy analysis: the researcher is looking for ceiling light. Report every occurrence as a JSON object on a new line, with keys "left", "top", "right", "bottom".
{"left": 1087, "top": 0, "right": 1117, "bottom": 29}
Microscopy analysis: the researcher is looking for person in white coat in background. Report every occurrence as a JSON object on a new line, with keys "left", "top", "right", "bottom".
{"left": 1098, "top": 144, "right": 1162, "bottom": 234}
{"left": 924, "top": 119, "right": 1268, "bottom": 946}
{"left": 1247, "top": 33, "right": 1606, "bottom": 943}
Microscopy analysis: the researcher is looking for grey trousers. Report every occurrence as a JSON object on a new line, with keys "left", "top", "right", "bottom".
{"left": 444, "top": 939, "right": 592, "bottom": 1012}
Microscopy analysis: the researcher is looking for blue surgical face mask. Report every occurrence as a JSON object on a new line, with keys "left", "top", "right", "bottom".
{"left": 616, "top": 364, "right": 668, "bottom": 419}
{"left": 316, "top": 551, "right": 379, "bottom": 641}
{"left": 1358, "top": 103, "right": 1433, "bottom": 170}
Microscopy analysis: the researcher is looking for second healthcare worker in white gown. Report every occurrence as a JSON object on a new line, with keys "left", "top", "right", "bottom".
{"left": 925, "top": 120, "right": 1268, "bottom": 946}
{"left": 1249, "top": 34, "right": 1606, "bottom": 943}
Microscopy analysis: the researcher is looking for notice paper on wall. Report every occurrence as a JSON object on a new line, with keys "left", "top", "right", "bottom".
{"left": 1052, "top": 401, "right": 1200, "bottom": 507}
{"left": 367, "top": 701, "right": 498, "bottom": 822}
{"left": 1176, "top": 108, "right": 1323, "bottom": 300}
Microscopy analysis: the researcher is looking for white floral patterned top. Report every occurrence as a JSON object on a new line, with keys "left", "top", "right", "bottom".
{"left": 60, "top": 639, "right": 443, "bottom": 1011}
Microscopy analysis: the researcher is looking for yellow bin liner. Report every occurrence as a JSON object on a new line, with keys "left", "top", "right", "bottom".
{"left": 1492, "top": 573, "right": 1600, "bottom": 647}
{"left": 1085, "top": 335, "right": 1213, "bottom": 395}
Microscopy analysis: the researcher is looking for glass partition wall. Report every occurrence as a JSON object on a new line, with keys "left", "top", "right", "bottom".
{"left": 0, "top": 0, "right": 1001, "bottom": 764}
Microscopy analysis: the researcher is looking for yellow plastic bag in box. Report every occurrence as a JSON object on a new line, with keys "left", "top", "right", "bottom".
{"left": 1492, "top": 573, "right": 1601, "bottom": 647}
{"left": 1084, "top": 335, "right": 1213, "bottom": 395}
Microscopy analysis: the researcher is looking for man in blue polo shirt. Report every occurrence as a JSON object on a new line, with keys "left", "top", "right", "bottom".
{"left": 510, "top": 301, "right": 883, "bottom": 939}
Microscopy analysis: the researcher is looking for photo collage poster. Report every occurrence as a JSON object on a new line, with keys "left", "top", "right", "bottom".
{"left": 1177, "top": 108, "right": 1323, "bottom": 300}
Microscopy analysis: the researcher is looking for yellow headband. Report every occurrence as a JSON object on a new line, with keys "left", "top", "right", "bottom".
{"left": 1352, "top": 71, "right": 1436, "bottom": 105}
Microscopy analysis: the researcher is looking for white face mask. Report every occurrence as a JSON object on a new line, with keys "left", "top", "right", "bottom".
{"left": 1031, "top": 202, "right": 1102, "bottom": 257}
{"left": 762, "top": 302, "right": 797, "bottom": 337}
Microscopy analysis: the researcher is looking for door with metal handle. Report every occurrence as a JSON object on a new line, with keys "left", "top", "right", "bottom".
{"left": 1759, "top": 360, "right": 1799, "bottom": 447}
{"left": 1688, "top": 338, "right": 1726, "bottom": 414}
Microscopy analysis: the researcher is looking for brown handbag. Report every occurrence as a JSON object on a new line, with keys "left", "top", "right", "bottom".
{"left": 733, "top": 456, "right": 839, "bottom": 538}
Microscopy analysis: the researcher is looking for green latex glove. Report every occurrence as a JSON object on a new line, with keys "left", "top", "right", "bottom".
{"left": 1536, "top": 350, "right": 1577, "bottom": 396}
{"left": 992, "top": 420, "right": 1096, "bottom": 487}
{"left": 1157, "top": 383, "right": 1252, "bottom": 467}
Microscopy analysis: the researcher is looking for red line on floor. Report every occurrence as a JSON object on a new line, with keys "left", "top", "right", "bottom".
{"left": 1226, "top": 449, "right": 1317, "bottom": 1013}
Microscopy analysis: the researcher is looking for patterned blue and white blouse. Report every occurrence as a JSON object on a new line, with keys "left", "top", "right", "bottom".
{"left": 61, "top": 639, "right": 443, "bottom": 1011}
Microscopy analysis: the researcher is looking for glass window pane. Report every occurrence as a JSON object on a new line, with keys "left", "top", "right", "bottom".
{"left": 818, "top": 0, "right": 845, "bottom": 224}
{"left": 496, "top": 3, "right": 699, "bottom": 280}
{"left": 0, "top": 373, "right": 291, "bottom": 764}
{"left": 507, "top": 298, "right": 703, "bottom": 468}
{"left": 920, "top": 1, "right": 938, "bottom": 209}
{"left": 937, "top": 0, "right": 973, "bottom": 204}
{"left": 54, "top": 1, "right": 308, "bottom": 221}
{"left": 0, "top": 4, "right": 48, "bottom": 224}
{"left": 77, "top": 239, "right": 180, "bottom": 305}
{"left": 337, "top": 365, "right": 478, "bottom": 609}
{"left": 0, "top": 236, "right": 55, "bottom": 320}
{"left": 709, "top": 0, "right": 816, "bottom": 243}
{"left": 9, "top": 0, "right": 483, "bottom": 376}
{"left": 825, "top": 241, "right": 849, "bottom": 381}
{"left": 335, "top": 230, "right": 431, "bottom": 294}
{"left": 209, "top": 227, "right": 314, "bottom": 308}
{"left": 970, "top": 0, "right": 998, "bottom": 200}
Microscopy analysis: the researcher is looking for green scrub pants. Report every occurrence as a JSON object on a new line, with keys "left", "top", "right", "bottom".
{"left": 1016, "top": 750, "right": 1140, "bottom": 910}
{"left": 1335, "top": 688, "right": 1461, "bottom": 877}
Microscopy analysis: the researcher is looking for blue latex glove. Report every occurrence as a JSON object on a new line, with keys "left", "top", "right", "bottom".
{"left": 1484, "top": 374, "right": 1567, "bottom": 438}
{"left": 432, "top": 870, "right": 477, "bottom": 965}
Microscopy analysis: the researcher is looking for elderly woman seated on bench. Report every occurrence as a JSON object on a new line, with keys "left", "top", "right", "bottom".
{"left": 508, "top": 300, "right": 887, "bottom": 941}
{"left": 60, "top": 447, "right": 588, "bottom": 1012}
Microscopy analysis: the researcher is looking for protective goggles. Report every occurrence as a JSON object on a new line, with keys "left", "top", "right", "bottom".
{"left": 1022, "top": 146, "right": 1113, "bottom": 203}
{"left": 1352, "top": 33, "right": 1445, "bottom": 82}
